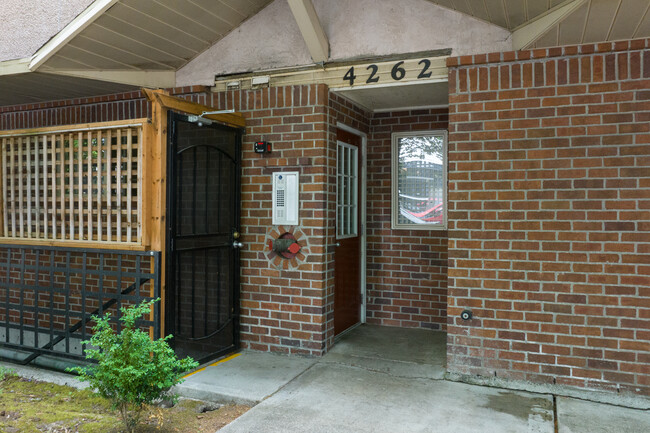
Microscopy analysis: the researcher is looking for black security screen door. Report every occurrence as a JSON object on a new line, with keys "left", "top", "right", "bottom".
{"left": 166, "top": 112, "right": 242, "bottom": 364}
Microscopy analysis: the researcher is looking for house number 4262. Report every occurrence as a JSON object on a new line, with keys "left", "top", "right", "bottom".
{"left": 342, "top": 59, "right": 433, "bottom": 86}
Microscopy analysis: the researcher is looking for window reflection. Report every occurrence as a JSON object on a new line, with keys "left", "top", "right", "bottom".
{"left": 393, "top": 132, "right": 446, "bottom": 229}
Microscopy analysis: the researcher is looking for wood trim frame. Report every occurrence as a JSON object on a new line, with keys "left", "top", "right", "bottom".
{"left": 142, "top": 88, "right": 245, "bottom": 336}
{"left": 0, "top": 237, "right": 146, "bottom": 250}
{"left": 0, "top": 119, "right": 149, "bottom": 138}
{"left": 142, "top": 89, "right": 246, "bottom": 129}
{"left": 0, "top": 118, "right": 150, "bottom": 248}
{"left": 336, "top": 122, "right": 367, "bottom": 325}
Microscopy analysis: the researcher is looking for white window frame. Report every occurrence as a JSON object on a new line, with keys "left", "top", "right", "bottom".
{"left": 391, "top": 130, "right": 447, "bottom": 230}
{"left": 336, "top": 140, "right": 359, "bottom": 239}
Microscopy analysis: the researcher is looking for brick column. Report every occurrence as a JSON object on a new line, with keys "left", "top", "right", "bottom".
{"left": 446, "top": 39, "right": 650, "bottom": 396}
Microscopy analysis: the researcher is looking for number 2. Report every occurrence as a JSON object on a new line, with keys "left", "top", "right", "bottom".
{"left": 366, "top": 64, "right": 379, "bottom": 83}
{"left": 418, "top": 59, "right": 432, "bottom": 79}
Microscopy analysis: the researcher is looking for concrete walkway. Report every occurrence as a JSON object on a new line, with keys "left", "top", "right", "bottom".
{"left": 176, "top": 351, "right": 316, "bottom": 405}
{"left": 219, "top": 362, "right": 554, "bottom": 433}
{"left": 175, "top": 325, "right": 650, "bottom": 433}
{"left": 3, "top": 325, "right": 648, "bottom": 432}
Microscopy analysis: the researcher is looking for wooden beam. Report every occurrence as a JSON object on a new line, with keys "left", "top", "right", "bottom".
{"left": 44, "top": 69, "right": 176, "bottom": 88}
{"left": 287, "top": 0, "right": 329, "bottom": 63}
{"left": 0, "top": 118, "right": 148, "bottom": 138}
{"left": 0, "top": 237, "right": 146, "bottom": 250}
{"left": 512, "top": 0, "right": 588, "bottom": 50}
{"left": 0, "top": 58, "right": 31, "bottom": 76}
{"left": 143, "top": 89, "right": 246, "bottom": 129}
{"left": 143, "top": 89, "right": 169, "bottom": 336}
{"left": 141, "top": 88, "right": 247, "bottom": 337}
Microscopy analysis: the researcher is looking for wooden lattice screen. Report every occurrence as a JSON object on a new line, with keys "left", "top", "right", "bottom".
{"left": 0, "top": 122, "right": 144, "bottom": 244}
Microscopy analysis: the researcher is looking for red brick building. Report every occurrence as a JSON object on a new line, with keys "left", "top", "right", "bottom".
{"left": 0, "top": 0, "right": 648, "bottom": 398}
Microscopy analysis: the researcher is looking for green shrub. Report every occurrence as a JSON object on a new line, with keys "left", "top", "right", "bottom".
{"left": 0, "top": 365, "right": 15, "bottom": 382}
{"left": 68, "top": 299, "right": 199, "bottom": 433}
{"left": 0, "top": 365, "right": 16, "bottom": 395}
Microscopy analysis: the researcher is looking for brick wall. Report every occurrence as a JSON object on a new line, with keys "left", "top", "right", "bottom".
{"left": 447, "top": 39, "right": 650, "bottom": 396}
{"left": 366, "top": 108, "right": 449, "bottom": 330}
{"left": 208, "top": 85, "right": 331, "bottom": 356}
{"left": 0, "top": 84, "right": 333, "bottom": 356}
{"left": 0, "top": 86, "right": 207, "bottom": 129}
{"left": 328, "top": 93, "right": 450, "bottom": 332}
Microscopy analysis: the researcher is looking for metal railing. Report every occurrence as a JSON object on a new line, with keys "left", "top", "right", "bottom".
{"left": 0, "top": 244, "right": 160, "bottom": 364}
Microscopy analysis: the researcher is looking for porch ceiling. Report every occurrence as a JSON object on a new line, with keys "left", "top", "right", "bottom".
{"left": 0, "top": 72, "right": 138, "bottom": 107}
{"left": 2, "top": 0, "right": 650, "bottom": 109}
{"left": 333, "top": 81, "right": 449, "bottom": 113}
{"left": 0, "top": 0, "right": 273, "bottom": 107}
{"left": 37, "top": 0, "right": 273, "bottom": 73}
{"left": 427, "top": 0, "right": 650, "bottom": 48}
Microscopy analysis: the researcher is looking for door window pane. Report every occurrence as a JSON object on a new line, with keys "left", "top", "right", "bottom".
{"left": 337, "top": 141, "right": 358, "bottom": 238}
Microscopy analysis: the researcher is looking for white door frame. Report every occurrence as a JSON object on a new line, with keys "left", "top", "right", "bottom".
{"left": 336, "top": 122, "right": 367, "bottom": 323}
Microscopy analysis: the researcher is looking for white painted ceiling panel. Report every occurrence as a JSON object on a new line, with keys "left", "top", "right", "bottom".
{"left": 556, "top": 2, "right": 590, "bottom": 46}
{"left": 122, "top": 0, "right": 222, "bottom": 41}
{"left": 199, "top": 1, "right": 247, "bottom": 23}
{"left": 452, "top": 0, "right": 474, "bottom": 16}
{"left": 468, "top": 0, "right": 491, "bottom": 22}
{"left": 333, "top": 81, "right": 449, "bottom": 112}
{"left": 534, "top": 27, "right": 560, "bottom": 48}
{"left": 74, "top": 26, "right": 182, "bottom": 69}
{"left": 527, "top": 0, "right": 551, "bottom": 20}
{"left": 483, "top": 0, "right": 509, "bottom": 29}
{"left": 42, "top": 0, "right": 273, "bottom": 71}
{"left": 505, "top": 0, "right": 526, "bottom": 29}
{"left": 97, "top": 15, "right": 200, "bottom": 60}
{"left": 609, "top": 0, "right": 650, "bottom": 41}
{"left": 428, "top": 0, "right": 650, "bottom": 48}
{"left": 582, "top": 0, "right": 622, "bottom": 43}
{"left": 632, "top": 2, "right": 650, "bottom": 38}
{"left": 55, "top": 44, "right": 141, "bottom": 70}
{"left": 104, "top": 4, "right": 210, "bottom": 50}
{"left": 0, "top": 73, "right": 137, "bottom": 107}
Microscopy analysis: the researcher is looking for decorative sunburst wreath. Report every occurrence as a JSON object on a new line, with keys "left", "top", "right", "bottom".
{"left": 264, "top": 226, "right": 310, "bottom": 270}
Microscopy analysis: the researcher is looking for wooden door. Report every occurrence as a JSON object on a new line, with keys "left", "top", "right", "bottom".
{"left": 334, "top": 129, "right": 361, "bottom": 335}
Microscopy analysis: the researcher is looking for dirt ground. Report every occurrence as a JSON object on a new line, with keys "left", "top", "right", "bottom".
{"left": 0, "top": 375, "right": 250, "bottom": 433}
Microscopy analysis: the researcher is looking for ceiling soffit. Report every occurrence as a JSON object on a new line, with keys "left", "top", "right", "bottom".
{"left": 426, "top": 0, "right": 650, "bottom": 48}
{"left": 39, "top": 0, "right": 274, "bottom": 74}
{"left": 0, "top": 72, "right": 137, "bottom": 107}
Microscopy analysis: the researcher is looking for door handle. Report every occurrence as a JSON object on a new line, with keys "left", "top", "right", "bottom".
{"left": 330, "top": 242, "right": 340, "bottom": 248}
{"left": 233, "top": 241, "right": 244, "bottom": 248}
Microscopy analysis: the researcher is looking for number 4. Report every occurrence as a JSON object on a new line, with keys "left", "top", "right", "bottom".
{"left": 343, "top": 67, "right": 357, "bottom": 86}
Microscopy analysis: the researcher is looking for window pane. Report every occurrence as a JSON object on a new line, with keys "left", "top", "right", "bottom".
{"left": 396, "top": 134, "right": 445, "bottom": 227}
{"left": 336, "top": 141, "right": 359, "bottom": 238}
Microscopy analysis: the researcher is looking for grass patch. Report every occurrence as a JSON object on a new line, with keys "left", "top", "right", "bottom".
{"left": 0, "top": 375, "right": 249, "bottom": 433}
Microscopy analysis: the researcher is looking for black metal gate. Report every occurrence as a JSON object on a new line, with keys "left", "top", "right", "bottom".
{"left": 166, "top": 112, "right": 242, "bottom": 364}
{"left": 0, "top": 245, "right": 160, "bottom": 364}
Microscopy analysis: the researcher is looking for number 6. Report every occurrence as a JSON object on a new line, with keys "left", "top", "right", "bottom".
{"left": 391, "top": 61, "right": 406, "bottom": 80}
